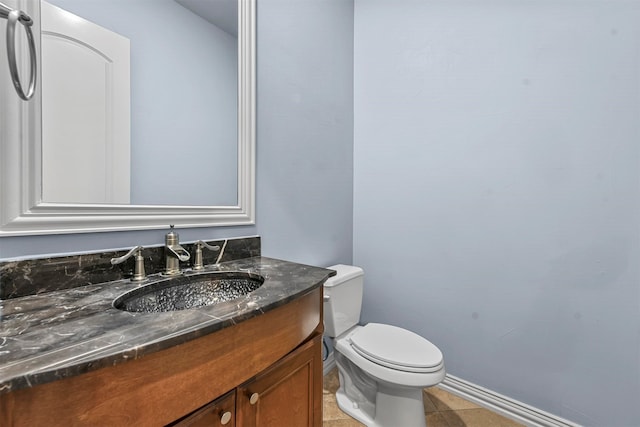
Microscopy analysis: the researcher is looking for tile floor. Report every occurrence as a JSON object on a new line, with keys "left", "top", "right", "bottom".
{"left": 323, "top": 368, "right": 524, "bottom": 427}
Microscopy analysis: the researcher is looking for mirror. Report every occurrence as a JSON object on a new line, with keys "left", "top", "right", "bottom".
{"left": 0, "top": 0, "right": 255, "bottom": 236}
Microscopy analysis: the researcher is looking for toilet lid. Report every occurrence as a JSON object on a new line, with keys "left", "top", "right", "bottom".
{"left": 349, "top": 323, "right": 443, "bottom": 373}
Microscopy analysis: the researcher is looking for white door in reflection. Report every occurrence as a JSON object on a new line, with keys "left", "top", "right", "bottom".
{"left": 41, "top": 1, "right": 131, "bottom": 204}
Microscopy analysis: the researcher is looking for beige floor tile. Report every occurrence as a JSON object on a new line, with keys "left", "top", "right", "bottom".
{"left": 425, "top": 386, "right": 482, "bottom": 411}
{"left": 441, "top": 408, "right": 524, "bottom": 427}
{"left": 422, "top": 388, "right": 439, "bottom": 414}
{"left": 323, "top": 394, "right": 352, "bottom": 421}
{"left": 426, "top": 411, "right": 452, "bottom": 427}
{"left": 323, "top": 418, "right": 366, "bottom": 427}
{"left": 324, "top": 368, "right": 341, "bottom": 394}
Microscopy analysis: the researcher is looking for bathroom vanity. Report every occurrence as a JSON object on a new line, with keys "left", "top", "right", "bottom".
{"left": 0, "top": 238, "right": 332, "bottom": 426}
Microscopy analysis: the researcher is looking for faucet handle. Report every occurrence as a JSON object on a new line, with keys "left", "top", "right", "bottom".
{"left": 111, "top": 246, "right": 146, "bottom": 282}
{"left": 192, "top": 240, "right": 221, "bottom": 270}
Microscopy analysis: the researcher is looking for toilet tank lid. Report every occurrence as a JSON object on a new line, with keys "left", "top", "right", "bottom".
{"left": 325, "top": 264, "right": 364, "bottom": 287}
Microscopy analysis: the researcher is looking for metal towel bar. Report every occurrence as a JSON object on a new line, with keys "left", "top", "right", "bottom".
{"left": 0, "top": 1, "right": 36, "bottom": 100}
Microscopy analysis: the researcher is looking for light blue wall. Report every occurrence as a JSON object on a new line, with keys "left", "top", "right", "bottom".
{"left": 0, "top": 0, "right": 354, "bottom": 268}
{"left": 256, "top": 0, "right": 354, "bottom": 265}
{"left": 353, "top": 1, "right": 640, "bottom": 426}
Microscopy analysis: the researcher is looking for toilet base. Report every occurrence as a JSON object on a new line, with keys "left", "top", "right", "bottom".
{"left": 335, "top": 382, "right": 427, "bottom": 427}
{"left": 335, "top": 353, "right": 428, "bottom": 427}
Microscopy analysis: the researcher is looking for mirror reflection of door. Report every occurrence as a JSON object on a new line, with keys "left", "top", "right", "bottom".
{"left": 38, "top": 0, "right": 239, "bottom": 207}
{"left": 41, "top": 1, "right": 131, "bottom": 204}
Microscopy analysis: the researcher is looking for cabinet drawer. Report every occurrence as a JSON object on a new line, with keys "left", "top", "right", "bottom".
{"left": 168, "top": 389, "right": 235, "bottom": 427}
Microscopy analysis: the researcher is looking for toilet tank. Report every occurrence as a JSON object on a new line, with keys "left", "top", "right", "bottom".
{"left": 323, "top": 264, "right": 364, "bottom": 338}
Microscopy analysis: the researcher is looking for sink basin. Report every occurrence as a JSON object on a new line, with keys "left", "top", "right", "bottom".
{"left": 113, "top": 271, "right": 265, "bottom": 313}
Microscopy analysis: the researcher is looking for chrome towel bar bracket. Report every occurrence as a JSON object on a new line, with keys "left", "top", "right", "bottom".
{"left": 1, "top": 2, "right": 36, "bottom": 101}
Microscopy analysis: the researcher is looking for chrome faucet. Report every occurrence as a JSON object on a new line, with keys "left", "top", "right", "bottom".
{"left": 192, "top": 240, "right": 221, "bottom": 270}
{"left": 164, "top": 225, "right": 190, "bottom": 276}
{"left": 111, "top": 246, "right": 146, "bottom": 282}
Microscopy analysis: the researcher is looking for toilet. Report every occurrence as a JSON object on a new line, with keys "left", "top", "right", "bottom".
{"left": 324, "top": 265, "right": 445, "bottom": 427}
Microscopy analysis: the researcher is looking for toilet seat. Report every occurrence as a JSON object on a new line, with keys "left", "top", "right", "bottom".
{"left": 335, "top": 325, "right": 446, "bottom": 389}
{"left": 349, "top": 323, "right": 443, "bottom": 373}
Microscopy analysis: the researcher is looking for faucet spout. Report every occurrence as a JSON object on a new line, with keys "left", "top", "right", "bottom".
{"left": 164, "top": 225, "right": 190, "bottom": 276}
{"left": 167, "top": 244, "right": 190, "bottom": 261}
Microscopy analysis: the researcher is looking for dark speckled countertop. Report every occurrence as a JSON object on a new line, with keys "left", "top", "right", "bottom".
{"left": 0, "top": 256, "right": 333, "bottom": 394}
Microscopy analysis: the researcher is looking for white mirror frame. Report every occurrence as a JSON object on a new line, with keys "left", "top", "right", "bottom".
{"left": 0, "top": 0, "right": 255, "bottom": 236}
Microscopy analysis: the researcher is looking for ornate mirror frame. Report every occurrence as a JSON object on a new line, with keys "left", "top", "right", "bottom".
{"left": 0, "top": 0, "right": 255, "bottom": 236}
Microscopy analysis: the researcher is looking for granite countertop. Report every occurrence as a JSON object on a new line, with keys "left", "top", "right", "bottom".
{"left": 0, "top": 256, "right": 333, "bottom": 394}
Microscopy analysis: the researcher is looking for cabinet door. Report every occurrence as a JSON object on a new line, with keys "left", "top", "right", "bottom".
{"left": 168, "top": 389, "right": 236, "bottom": 427}
{"left": 236, "top": 335, "right": 322, "bottom": 427}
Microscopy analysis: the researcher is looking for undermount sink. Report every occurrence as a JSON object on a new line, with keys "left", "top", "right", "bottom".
{"left": 113, "top": 271, "right": 265, "bottom": 313}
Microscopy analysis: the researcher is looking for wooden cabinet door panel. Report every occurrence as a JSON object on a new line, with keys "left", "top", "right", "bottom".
{"left": 237, "top": 336, "right": 321, "bottom": 427}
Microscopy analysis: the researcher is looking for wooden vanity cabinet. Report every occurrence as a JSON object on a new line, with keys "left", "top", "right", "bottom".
{"left": 0, "top": 287, "right": 324, "bottom": 427}
{"left": 171, "top": 334, "right": 322, "bottom": 427}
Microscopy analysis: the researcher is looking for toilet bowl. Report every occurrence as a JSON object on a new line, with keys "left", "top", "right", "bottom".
{"left": 324, "top": 265, "right": 445, "bottom": 427}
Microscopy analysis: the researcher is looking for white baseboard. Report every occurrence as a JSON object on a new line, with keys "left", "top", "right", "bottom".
{"left": 323, "top": 352, "right": 336, "bottom": 376}
{"left": 439, "top": 375, "right": 582, "bottom": 427}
